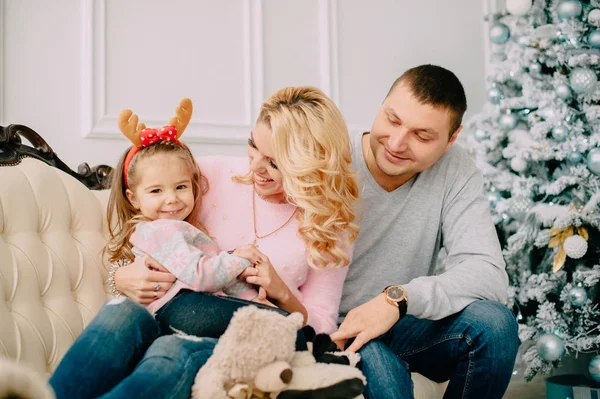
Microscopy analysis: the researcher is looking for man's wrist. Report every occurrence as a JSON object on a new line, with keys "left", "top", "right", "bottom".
{"left": 382, "top": 285, "right": 408, "bottom": 319}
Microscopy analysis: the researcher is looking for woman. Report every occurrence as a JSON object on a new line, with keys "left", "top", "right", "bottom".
{"left": 49, "top": 86, "right": 360, "bottom": 399}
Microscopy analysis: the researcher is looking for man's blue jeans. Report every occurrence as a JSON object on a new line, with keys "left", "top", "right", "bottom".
{"left": 359, "top": 300, "right": 520, "bottom": 399}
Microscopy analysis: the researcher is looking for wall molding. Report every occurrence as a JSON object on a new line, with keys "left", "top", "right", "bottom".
{"left": 80, "top": 0, "right": 264, "bottom": 145}
{"left": 318, "top": 0, "right": 340, "bottom": 106}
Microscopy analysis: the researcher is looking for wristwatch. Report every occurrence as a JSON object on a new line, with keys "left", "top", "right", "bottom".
{"left": 383, "top": 285, "right": 408, "bottom": 319}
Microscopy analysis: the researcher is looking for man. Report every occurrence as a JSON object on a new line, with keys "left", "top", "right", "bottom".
{"left": 330, "top": 65, "right": 520, "bottom": 399}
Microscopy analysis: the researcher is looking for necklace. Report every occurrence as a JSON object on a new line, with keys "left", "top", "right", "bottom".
{"left": 252, "top": 188, "right": 297, "bottom": 246}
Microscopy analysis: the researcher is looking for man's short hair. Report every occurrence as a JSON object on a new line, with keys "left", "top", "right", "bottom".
{"left": 387, "top": 64, "right": 467, "bottom": 136}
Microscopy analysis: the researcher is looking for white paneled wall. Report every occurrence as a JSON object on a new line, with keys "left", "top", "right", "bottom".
{"left": 1, "top": 0, "right": 486, "bottom": 169}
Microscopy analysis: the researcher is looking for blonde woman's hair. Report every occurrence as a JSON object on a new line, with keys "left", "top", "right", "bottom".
{"left": 104, "top": 142, "right": 208, "bottom": 263}
{"left": 234, "top": 86, "right": 360, "bottom": 269}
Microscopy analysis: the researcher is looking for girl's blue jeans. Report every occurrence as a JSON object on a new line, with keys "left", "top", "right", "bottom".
{"left": 49, "top": 291, "right": 304, "bottom": 399}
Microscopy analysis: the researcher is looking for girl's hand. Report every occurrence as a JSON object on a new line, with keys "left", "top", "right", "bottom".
{"left": 244, "top": 255, "right": 291, "bottom": 302}
{"left": 115, "top": 255, "right": 176, "bottom": 304}
{"left": 232, "top": 244, "right": 264, "bottom": 266}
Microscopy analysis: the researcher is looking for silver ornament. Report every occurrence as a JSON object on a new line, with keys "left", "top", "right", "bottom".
{"left": 588, "top": 30, "right": 600, "bottom": 49}
{"left": 508, "top": 195, "right": 533, "bottom": 220}
{"left": 555, "top": 84, "right": 572, "bottom": 100}
{"left": 551, "top": 125, "right": 569, "bottom": 141}
{"left": 569, "top": 68, "right": 598, "bottom": 94}
{"left": 567, "top": 151, "right": 583, "bottom": 164}
{"left": 529, "top": 62, "right": 542, "bottom": 75}
{"left": 488, "top": 87, "right": 504, "bottom": 104}
{"left": 564, "top": 235, "right": 588, "bottom": 258}
{"left": 511, "top": 157, "right": 528, "bottom": 173}
{"left": 489, "top": 23, "right": 511, "bottom": 44}
{"left": 587, "top": 148, "right": 600, "bottom": 174}
{"left": 568, "top": 286, "right": 587, "bottom": 307}
{"left": 473, "top": 129, "right": 489, "bottom": 142}
{"left": 500, "top": 113, "right": 519, "bottom": 131}
{"left": 536, "top": 334, "right": 565, "bottom": 361}
{"left": 588, "top": 9, "right": 600, "bottom": 26}
{"left": 506, "top": 0, "right": 532, "bottom": 16}
{"left": 589, "top": 355, "right": 600, "bottom": 383}
{"left": 487, "top": 191, "right": 502, "bottom": 209}
{"left": 557, "top": 0, "right": 583, "bottom": 20}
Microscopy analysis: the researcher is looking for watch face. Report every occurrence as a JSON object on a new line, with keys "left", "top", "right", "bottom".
{"left": 387, "top": 286, "right": 404, "bottom": 301}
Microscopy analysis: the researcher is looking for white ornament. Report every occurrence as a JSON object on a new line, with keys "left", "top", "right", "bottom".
{"left": 507, "top": 0, "right": 533, "bottom": 16}
{"left": 588, "top": 9, "right": 600, "bottom": 26}
{"left": 564, "top": 235, "right": 588, "bottom": 259}
{"left": 511, "top": 157, "right": 528, "bottom": 172}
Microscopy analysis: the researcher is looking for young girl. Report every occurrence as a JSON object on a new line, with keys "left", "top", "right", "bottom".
{"left": 106, "top": 98, "right": 266, "bottom": 314}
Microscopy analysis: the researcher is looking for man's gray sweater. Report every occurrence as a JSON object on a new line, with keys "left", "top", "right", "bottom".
{"left": 340, "top": 132, "right": 508, "bottom": 321}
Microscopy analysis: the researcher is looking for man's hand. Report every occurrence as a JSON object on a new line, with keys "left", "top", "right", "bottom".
{"left": 115, "top": 256, "right": 176, "bottom": 304}
{"left": 330, "top": 293, "right": 400, "bottom": 352}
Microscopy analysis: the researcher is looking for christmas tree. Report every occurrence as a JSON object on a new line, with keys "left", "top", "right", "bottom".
{"left": 466, "top": 0, "right": 600, "bottom": 382}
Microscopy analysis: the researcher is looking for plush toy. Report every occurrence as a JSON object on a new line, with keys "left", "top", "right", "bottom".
{"left": 275, "top": 349, "right": 365, "bottom": 399}
{"left": 191, "top": 305, "right": 366, "bottom": 399}
{"left": 274, "top": 327, "right": 366, "bottom": 399}
{"left": 191, "top": 306, "right": 303, "bottom": 399}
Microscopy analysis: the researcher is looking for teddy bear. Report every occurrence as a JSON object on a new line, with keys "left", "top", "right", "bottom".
{"left": 191, "top": 306, "right": 303, "bottom": 399}
{"left": 190, "top": 305, "right": 366, "bottom": 399}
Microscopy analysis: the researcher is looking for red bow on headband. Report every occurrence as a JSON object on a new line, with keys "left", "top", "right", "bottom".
{"left": 123, "top": 125, "right": 182, "bottom": 188}
{"left": 139, "top": 125, "right": 181, "bottom": 146}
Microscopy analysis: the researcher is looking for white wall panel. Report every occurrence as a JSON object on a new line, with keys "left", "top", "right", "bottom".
{"left": 2, "top": 0, "right": 486, "bottom": 169}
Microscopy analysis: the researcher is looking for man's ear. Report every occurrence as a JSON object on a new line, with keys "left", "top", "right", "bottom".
{"left": 446, "top": 125, "right": 462, "bottom": 151}
{"left": 126, "top": 189, "right": 140, "bottom": 209}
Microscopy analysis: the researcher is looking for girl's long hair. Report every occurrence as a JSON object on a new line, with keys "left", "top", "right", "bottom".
{"left": 104, "top": 141, "right": 207, "bottom": 263}
{"left": 234, "top": 86, "right": 360, "bottom": 269}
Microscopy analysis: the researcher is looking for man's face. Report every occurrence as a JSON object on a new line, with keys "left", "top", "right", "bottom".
{"left": 368, "top": 83, "right": 461, "bottom": 188}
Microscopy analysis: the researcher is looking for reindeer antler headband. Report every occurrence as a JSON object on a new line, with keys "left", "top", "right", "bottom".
{"left": 118, "top": 98, "right": 193, "bottom": 188}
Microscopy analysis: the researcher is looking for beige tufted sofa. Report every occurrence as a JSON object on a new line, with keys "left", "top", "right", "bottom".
{"left": 0, "top": 129, "right": 447, "bottom": 398}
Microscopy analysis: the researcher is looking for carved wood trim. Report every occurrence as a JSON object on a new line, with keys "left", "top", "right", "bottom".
{"left": 0, "top": 124, "right": 113, "bottom": 190}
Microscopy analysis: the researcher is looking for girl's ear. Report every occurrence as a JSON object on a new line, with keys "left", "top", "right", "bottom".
{"left": 126, "top": 189, "right": 140, "bottom": 209}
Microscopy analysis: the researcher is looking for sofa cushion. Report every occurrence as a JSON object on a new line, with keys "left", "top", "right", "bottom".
{"left": 0, "top": 158, "right": 110, "bottom": 376}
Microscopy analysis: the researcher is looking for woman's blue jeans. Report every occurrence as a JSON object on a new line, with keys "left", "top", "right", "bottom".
{"left": 49, "top": 291, "right": 304, "bottom": 399}
{"left": 359, "top": 300, "right": 520, "bottom": 399}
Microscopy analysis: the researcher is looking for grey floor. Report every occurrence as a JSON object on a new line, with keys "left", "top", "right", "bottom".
{"left": 504, "top": 376, "right": 546, "bottom": 398}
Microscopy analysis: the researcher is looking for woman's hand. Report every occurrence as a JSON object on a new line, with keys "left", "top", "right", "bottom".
{"left": 114, "top": 255, "right": 176, "bottom": 304}
{"left": 244, "top": 255, "right": 291, "bottom": 302}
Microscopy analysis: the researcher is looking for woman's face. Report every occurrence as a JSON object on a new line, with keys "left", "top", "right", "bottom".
{"left": 247, "top": 122, "right": 286, "bottom": 203}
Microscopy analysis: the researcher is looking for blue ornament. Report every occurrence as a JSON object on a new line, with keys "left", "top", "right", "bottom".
{"left": 488, "top": 190, "right": 502, "bottom": 209}
{"left": 473, "top": 129, "right": 489, "bottom": 142}
{"left": 557, "top": 0, "right": 583, "bottom": 20}
{"left": 570, "top": 68, "right": 598, "bottom": 95}
{"left": 500, "top": 113, "right": 519, "bottom": 131}
{"left": 567, "top": 151, "right": 583, "bottom": 164}
{"left": 488, "top": 87, "right": 504, "bottom": 104}
{"left": 551, "top": 125, "right": 569, "bottom": 141}
{"left": 587, "top": 148, "right": 600, "bottom": 175}
{"left": 489, "top": 23, "right": 511, "bottom": 44}
{"left": 536, "top": 334, "right": 565, "bottom": 361}
{"left": 556, "top": 84, "right": 572, "bottom": 100}
{"left": 590, "top": 355, "right": 600, "bottom": 382}
{"left": 588, "top": 30, "right": 600, "bottom": 49}
{"left": 568, "top": 286, "right": 587, "bottom": 307}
